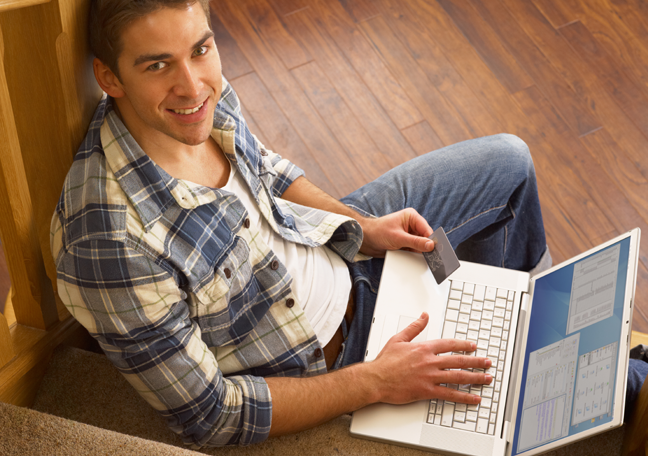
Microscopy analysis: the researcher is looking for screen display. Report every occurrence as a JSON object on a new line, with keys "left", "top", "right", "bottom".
{"left": 512, "top": 238, "right": 631, "bottom": 455}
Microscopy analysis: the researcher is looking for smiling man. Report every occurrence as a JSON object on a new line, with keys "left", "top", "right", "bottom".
{"left": 51, "top": 0, "right": 551, "bottom": 449}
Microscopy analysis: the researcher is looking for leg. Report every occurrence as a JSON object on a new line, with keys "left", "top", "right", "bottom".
{"left": 341, "top": 134, "right": 548, "bottom": 272}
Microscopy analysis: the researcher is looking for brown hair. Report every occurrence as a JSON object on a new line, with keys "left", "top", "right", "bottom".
{"left": 89, "top": 0, "right": 212, "bottom": 80}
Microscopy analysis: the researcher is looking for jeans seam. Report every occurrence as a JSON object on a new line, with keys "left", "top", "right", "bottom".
{"left": 446, "top": 203, "right": 508, "bottom": 236}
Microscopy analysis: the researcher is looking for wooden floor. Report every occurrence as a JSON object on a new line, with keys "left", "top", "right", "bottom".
{"left": 210, "top": 0, "right": 648, "bottom": 332}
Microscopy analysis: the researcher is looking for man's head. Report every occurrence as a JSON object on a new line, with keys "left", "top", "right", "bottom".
{"left": 90, "top": 0, "right": 222, "bottom": 149}
{"left": 89, "top": 0, "right": 211, "bottom": 81}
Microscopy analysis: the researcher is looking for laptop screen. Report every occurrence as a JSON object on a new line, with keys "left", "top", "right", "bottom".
{"left": 511, "top": 237, "right": 632, "bottom": 455}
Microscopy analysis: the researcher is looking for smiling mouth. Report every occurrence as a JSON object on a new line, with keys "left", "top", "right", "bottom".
{"left": 172, "top": 101, "right": 205, "bottom": 115}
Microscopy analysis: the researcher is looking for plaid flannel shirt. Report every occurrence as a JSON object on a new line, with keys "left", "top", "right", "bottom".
{"left": 50, "top": 79, "right": 364, "bottom": 447}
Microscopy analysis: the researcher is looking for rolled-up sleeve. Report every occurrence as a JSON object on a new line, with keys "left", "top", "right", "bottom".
{"left": 54, "top": 238, "right": 272, "bottom": 447}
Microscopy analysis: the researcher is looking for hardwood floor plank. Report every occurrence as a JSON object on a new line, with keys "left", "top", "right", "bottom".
{"left": 633, "top": 264, "right": 648, "bottom": 333}
{"left": 358, "top": 16, "right": 475, "bottom": 145}
{"left": 237, "top": 0, "right": 312, "bottom": 70}
{"left": 338, "top": 0, "right": 380, "bottom": 23}
{"left": 469, "top": 0, "right": 600, "bottom": 136}
{"left": 230, "top": 73, "right": 336, "bottom": 194}
{"left": 501, "top": 0, "right": 648, "bottom": 182}
{"left": 401, "top": 121, "right": 445, "bottom": 157}
{"left": 307, "top": 0, "right": 424, "bottom": 130}
{"left": 376, "top": 0, "right": 504, "bottom": 138}
{"left": 284, "top": 9, "right": 418, "bottom": 167}
{"left": 532, "top": 0, "right": 582, "bottom": 28}
{"left": 209, "top": 5, "right": 254, "bottom": 80}
{"left": 291, "top": 61, "right": 394, "bottom": 182}
{"left": 514, "top": 86, "right": 648, "bottom": 269}
{"left": 217, "top": 0, "right": 364, "bottom": 197}
{"left": 265, "top": 0, "right": 309, "bottom": 16}
{"left": 560, "top": 21, "right": 648, "bottom": 145}
{"left": 436, "top": 0, "right": 534, "bottom": 94}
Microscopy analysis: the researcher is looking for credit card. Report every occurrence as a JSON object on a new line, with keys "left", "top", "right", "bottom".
{"left": 422, "top": 226, "right": 460, "bottom": 284}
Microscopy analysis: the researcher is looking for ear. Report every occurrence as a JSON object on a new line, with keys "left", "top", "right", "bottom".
{"left": 93, "top": 58, "right": 126, "bottom": 98}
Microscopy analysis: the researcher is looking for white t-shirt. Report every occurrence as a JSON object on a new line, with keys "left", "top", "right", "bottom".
{"left": 221, "top": 167, "right": 351, "bottom": 346}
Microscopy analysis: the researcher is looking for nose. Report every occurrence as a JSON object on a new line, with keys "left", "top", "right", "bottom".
{"left": 174, "top": 61, "right": 202, "bottom": 100}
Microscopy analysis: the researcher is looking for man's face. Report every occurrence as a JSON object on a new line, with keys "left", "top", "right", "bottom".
{"left": 112, "top": 4, "right": 221, "bottom": 147}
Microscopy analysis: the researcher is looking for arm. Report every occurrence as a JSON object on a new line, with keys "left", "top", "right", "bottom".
{"left": 267, "top": 313, "right": 492, "bottom": 436}
{"left": 282, "top": 176, "right": 435, "bottom": 257}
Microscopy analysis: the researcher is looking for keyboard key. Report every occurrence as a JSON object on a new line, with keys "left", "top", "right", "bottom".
{"left": 456, "top": 332, "right": 467, "bottom": 340}
{"left": 491, "top": 327, "right": 502, "bottom": 337}
{"left": 502, "top": 330, "right": 509, "bottom": 341}
{"left": 485, "top": 287, "right": 496, "bottom": 301}
{"left": 428, "top": 413, "right": 435, "bottom": 424}
{"left": 450, "top": 289, "right": 462, "bottom": 300}
{"left": 490, "top": 412, "right": 497, "bottom": 424}
{"left": 456, "top": 323, "right": 468, "bottom": 333}
{"left": 469, "top": 320, "right": 481, "bottom": 331}
{"left": 467, "top": 330, "right": 478, "bottom": 341}
{"left": 442, "top": 321, "right": 457, "bottom": 339}
{"left": 466, "top": 411, "right": 478, "bottom": 422}
{"left": 504, "top": 320, "right": 510, "bottom": 330}
{"left": 429, "top": 400, "right": 437, "bottom": 413}
{"left": 455, "top": 411, "right": 466, "bottom": 423}
{"left": 482, "top": 310, "right": 493, "bottom": 321}
{"left": 496, "top": 289, "right": 508, "bottom": 299}
{"left": 468, "top": 404, "right": 479, "bottom": 412}
{"left": 434, "top": 414, "right": 442, "bottom": 425}
{"left": 461, "top": 294, "right": 473, "bottom": 305}
{"left": 448, "top": 299, "right": 461, "bottom": 310}
{"left": 446, "top": 309, "right": 459, "bottom": 322}
{"left": 470, "top": 310, "right": 482, "bottom": 321}
{"left": 436, "top": 402, "right": 444, "bottom": 414}
{"left": 496, "top": 371, "right": 503, "bottom": 381}
{"left": 508, "top": 290, "right": 515, "bottom": 300}
{"left": 495, "top": 382, "right": 501, "bottom": 392}
{"left": 481, "top": 319, "right": 492, "bottom": 330}
{"left": 490, "top": 337, "right": 501, "bottom": 347}
{"left": 463, "top": 283, "right": 475, "bottom": 295}
{"left": 488, "top": 347, "right": 500, "bottom": 357}
{"left": 492, "top": 317, "right": 504, "bottom": 328}
{"left": 481, "top": 398, "right": 492, "bottom": 408}
{"left": 498, "top": 361, "right": 504, "bottom": 371}
{"left": 488, "top": 423, "right": 495, "bottom": 435}
{"left": 460, "top": 303, "right": 472, "bottom": 313}
{"left": 477, "top": 349, "right": 487, "bottom": 357}
{"left": 451, "top": 281, "right": 463, "bottom": 291}
{"left": 506, "top": 301, "right": 513, "bottom": 311}
{"left": 474, "top": 285, "right": 486, "bottom": 301}
{"left": 484, "top": 300, "right": 495, "bottom": 311}
{"left": 453, "top": 420, "right": 477, "bottom": 432}
{"left": 478, "top": 408, "right": 490, "bottom": 419}
{"left": 482, "top": 387, "right": 494, "bottom": 398}
{"left": 477, "top": 418, "right": 489, "bottom": 433}
{"left": 500, "top": 341, "right": 507, "bottom": 351}
{"left": 479, "top": 329, "right": 490, "bottom": 339}
{"left": 494, "top": 308, "right": 505, "bottom": 318}
{"left": 442, "top": 403, "right": 455, "bottom": 427}
{"left": 495, "top": 298, "right": 506, "bottom": 308}
{"left": 486, "top": 367, "right": 497, "bottom": 376}
{"left": 458, "top": 313, "right": 470, "bottom": 324}
{"left": 505, "top": 311, "right": 512, "bottom": 321}
{"left": 456, "top": 403, "right": 467, "bottom": 412}
{"left": 472, "top": 301, "right": 483, "bottom": 311}
{"left": 494, "top": 392, "right": 500, "bottom": 403}
{"left": 477, "top": 339, "right": 489, "bottom": 350}
{"left": 470, "top": 386, "right": 482, "bottom": 395}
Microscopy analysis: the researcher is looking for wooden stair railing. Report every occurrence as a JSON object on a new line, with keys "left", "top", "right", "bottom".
{"left": 0, "top": 0, "right": 101, "bottom": 406}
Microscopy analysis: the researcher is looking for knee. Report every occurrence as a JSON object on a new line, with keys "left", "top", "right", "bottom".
{"left": 490, "top": 133, "right": 534, "bottom": 176}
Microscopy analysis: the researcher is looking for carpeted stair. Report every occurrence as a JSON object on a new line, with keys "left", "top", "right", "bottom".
{"left": 0, "top": 346, "right": 627, "bottom": 455}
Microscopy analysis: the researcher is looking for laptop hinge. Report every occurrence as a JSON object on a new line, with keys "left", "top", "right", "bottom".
{"left": 503, "top": 420, "right": 511, "bottom": 443}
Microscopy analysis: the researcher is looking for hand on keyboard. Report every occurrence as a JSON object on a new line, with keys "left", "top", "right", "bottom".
{"left": 368, "top": 312, "right": 493, "bottom": 406}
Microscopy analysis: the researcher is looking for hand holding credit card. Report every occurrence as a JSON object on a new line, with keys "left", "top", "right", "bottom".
{"left": 422, "top": 227, "right": 460, "bottom": 284}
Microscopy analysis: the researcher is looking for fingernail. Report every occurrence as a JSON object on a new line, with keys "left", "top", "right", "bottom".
{"left": 485, "top": 358, "right": 492, "bottom": 367}
{"left": 471, "top": 342, "right": 476, "bottom": 350}
{"left": 420, "top": 312, "right": 426, "bottom": 319}
{"left": 485, "top": 374, "right": 493, "bottom": 383}
{"left": 473, "top": 395, "right": 482, "bottom": 403}
{"left": 426, "top": 240, "right": 434, "bottom": 250}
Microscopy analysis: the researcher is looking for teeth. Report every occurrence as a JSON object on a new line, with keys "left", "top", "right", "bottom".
{"left": 173, "top": 102, "right": 204, "bottom": 115}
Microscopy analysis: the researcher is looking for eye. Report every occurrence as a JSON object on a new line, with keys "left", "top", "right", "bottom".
{"left": 147, "top": 61, "right": 168, "bottom": 72}
{"left": 193, "top": 45, "right": 208, "bottom": 57}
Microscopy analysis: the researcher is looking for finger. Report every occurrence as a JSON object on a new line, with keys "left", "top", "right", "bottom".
{"left": 437, "top": 368, "right": 493, "bottom": 386}
{"left": 432, "top": 386, "right": 482, "bottom": 405}
{"left": 405, "top": 209, "right": 433, "bottom": 238}
{"left": 396, "top": 233, "right": 434, "bottom": 253}
{"left": 430, "top": 339, "right": 477, "bottom": 355}
{"left": 392, "top": 312, "right": 429, "bottom": 342}
{"left": 435, "top": 354, "right": 492, "bottom": 370}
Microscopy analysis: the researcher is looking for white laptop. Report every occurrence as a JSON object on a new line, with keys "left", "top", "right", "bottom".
{"left": 350, "top": 228, "right": 640, "bottom": 456}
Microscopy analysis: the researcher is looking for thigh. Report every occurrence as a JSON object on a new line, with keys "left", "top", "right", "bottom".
{"left": 340, "top": 134, "right": 534, "bottom": 244}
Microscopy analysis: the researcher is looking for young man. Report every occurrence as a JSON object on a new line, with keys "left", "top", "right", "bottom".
{"left": 51, "top": 0, "right": 551, "bottom": 448}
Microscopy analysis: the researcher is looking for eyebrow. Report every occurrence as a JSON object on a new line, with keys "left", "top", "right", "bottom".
{"left": 133, "top": 30, "right": 215, "bottom": 67}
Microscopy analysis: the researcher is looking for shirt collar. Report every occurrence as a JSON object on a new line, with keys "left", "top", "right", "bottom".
{"left": 100, "top": 89, "right": 237, "bottom": 232}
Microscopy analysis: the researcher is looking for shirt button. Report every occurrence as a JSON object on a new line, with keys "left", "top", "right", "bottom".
{"left": 286, "top": 298, "right": 295, "bottom": 308}
{"left": 224, "top": 268, "right": 231, "bottom": 279}
{"left": 314, "top": 348, "right": 322, "bottom": 358}
{"left": 260, "top": 149, "right": 268, "bottom": 156}
{"left": 271, "top": 260, "right": 279, "bottom": 270}
{"left": 244, "top": 218, "right": 250, "bottom": 229}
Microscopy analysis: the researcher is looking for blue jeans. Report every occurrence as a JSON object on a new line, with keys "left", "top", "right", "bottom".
{"left": 332, "top": 134, "right": 549, "bottom": 369}
{"left": 626, "top": 359, "right": 648, "bottom": 421}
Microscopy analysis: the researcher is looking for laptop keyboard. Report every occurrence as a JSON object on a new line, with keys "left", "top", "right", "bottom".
{"left": 426, "top": 280, "right": 515, "bottom": 435}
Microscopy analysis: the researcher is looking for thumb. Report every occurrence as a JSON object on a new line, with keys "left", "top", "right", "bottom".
{"left": 400, "top": 233, "right": 434, "bottom": 253}
{"left": 394, "top": 312, "right": 429, "bottom": 342}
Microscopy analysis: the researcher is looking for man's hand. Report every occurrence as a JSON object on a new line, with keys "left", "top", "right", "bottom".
{"left": 366, "top": 312, "right": 492, "bottom": 405}
{"left": 359, "top": 208, "right": 435, "bottom": 258}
